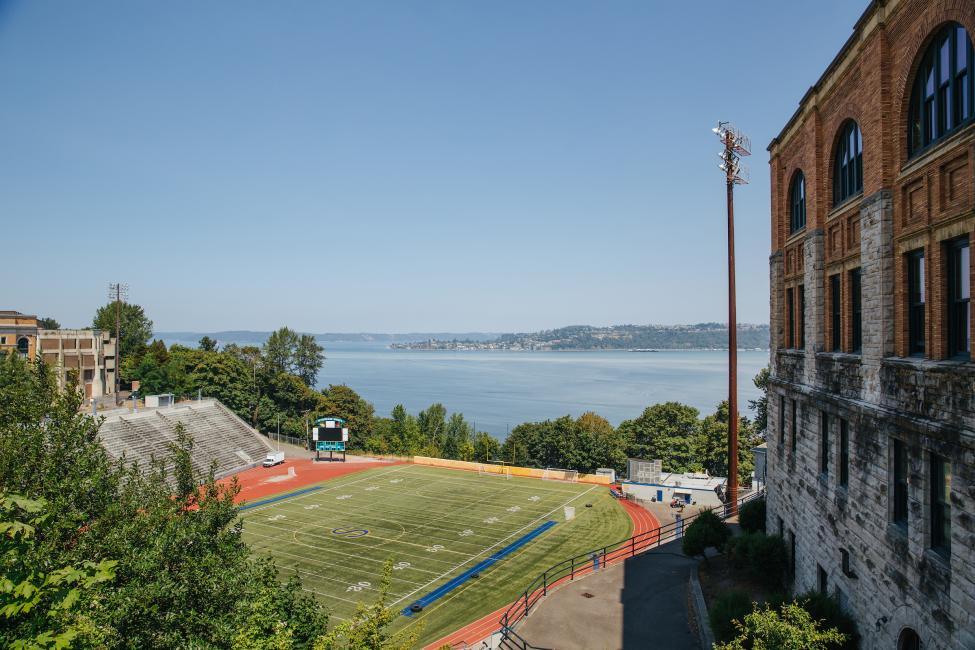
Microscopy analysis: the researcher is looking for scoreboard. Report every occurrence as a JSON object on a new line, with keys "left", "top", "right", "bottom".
{"left": 313, "top": 417, "right": 348, "bottom": 452}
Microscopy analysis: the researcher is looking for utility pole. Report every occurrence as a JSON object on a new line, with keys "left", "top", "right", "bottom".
{"left": 108, "top": 283, "right": 128, "bottom": 406}
{"left": 713, "top": 122, "right": 750, "bottom": 513}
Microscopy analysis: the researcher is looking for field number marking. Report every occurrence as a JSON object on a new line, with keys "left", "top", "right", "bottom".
{"left": 529, "top": 496, "right": 540, "bottom": 502}
{"left": 336, "top": 495, "right": 352, "bottom": 500}
{"left": 268, "top": 514, "right": 286, "bottom": 522}
{"left": 483, "top": 517, "right": 499, "bottom": 524}
{"left": 331, "top": 527, "right": 370, "bottom": 539}
{"left": 304, "top": 504, "right": 321, "bottom": 510}
{"left": 364, "top": 486, "right": 379, "bottom": 491}
{"left": 506, "top": 506, "right": 521, "bottom": 513}
{"left": 346, "top": 581, "right": 371, "bottom": 592}
{"left": 458, "top": 529, "right": 474, "bottom": 537}
{"left": 392, "top": 562, "right": 411, "bottom": 571}
{"left": 389, "top": 479, "right": 403, "bottom": 484}
{"left": 425, "top": 544, "right": 445, "bottom": 553}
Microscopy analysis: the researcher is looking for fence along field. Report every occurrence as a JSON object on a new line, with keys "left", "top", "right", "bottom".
{"left": 239, "top": 463, "right": 632, "bottom": 645}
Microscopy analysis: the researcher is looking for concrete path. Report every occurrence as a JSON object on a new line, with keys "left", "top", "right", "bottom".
{"left": 514, "top": 539, "right": 699, "bottom": 650}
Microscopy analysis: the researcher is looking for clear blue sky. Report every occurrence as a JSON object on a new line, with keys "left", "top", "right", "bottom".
{"left": 0, "top": 1, "right": 865, "bottom": 332}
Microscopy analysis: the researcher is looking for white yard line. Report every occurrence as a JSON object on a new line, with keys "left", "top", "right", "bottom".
{"left": 391, "top": 483, "right": 598, "bottom": 606}
{"left": 240, "top": 464, "right": 411, "bottom": 514}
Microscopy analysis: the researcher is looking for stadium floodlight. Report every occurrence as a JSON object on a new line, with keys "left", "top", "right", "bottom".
{"left": 713, "top": 120, "right": 751, "bottom": 514}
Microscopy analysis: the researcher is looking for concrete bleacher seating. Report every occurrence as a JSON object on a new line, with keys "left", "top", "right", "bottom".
{"left": 97, "top": 399, "right": 273, "bottom": 479}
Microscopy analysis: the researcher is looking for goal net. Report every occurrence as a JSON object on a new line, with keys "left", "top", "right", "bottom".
{"left": 478, "top": 461, "right": 511, "bottom": 479}
{"left": 543, "top": 467, "right": 579, "bottom": 482}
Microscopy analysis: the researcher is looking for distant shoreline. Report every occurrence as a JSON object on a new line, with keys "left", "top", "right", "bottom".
{"left": 385, "top": 347, "right": 770, "bottom": 353}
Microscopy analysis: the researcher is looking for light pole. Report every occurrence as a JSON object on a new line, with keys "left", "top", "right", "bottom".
{"left": 713, "top": 122, "right": 750, "bottom": 513}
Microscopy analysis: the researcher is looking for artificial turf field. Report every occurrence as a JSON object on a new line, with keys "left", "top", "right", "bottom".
{"left": 240, "top": 463, "right": 632, "bottom": 646}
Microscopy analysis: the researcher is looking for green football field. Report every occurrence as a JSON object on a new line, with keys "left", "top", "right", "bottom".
{"left": 240, "top": 464, "right": 632, "bottom": 646}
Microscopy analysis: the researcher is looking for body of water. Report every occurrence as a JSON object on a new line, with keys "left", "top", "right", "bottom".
{"left": 315, "top": 343, "right": 769, "bottom": 437}
{"left": 162, "top": 336, "right": 769, "bottom": 437}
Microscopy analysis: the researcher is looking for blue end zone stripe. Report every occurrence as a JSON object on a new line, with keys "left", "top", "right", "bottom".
{"left": 401, "top": 520, "right": 557, "bottom": 616}
{"left": 239, "top": 486, "right": 322, "bottom": 511}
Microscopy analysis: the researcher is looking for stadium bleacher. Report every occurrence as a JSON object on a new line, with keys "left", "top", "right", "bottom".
{"left": 97, "top": 399, "right": 273, "bottom": 479}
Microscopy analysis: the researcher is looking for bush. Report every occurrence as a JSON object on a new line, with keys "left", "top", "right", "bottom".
{"left": 682, "top": 509, "right": 731, "bottom": 561}
{"left": 737, "top": 497, "right": 766, "bottom": 534}
{"left": 709, "top": 591, "right": 753, "bottom": 643}
{"left": 796, "top": 591, "right": 860, "bottom": 649}
{"left": 713, "top": 602, "right": 847, "bottom": 650}
{"left": 725, "top": 532, "right": 787, "bottom": 590}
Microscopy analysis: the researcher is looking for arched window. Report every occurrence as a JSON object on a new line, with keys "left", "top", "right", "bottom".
{"left": 789, "top": 171, "right": 806, "bottom": 233}
{"left": 897, "top": 628, "right": 921, "bottom": 650}
{"left": 833, "top": 121, "right": 863, "bottom": 205}
{"left": 16, "top": 337, "right": 29, "bottom": 356}
{"left": 908, "top": 23, "right": 974, "bottom": 158}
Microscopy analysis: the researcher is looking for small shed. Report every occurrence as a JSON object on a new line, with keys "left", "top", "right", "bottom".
{"left": 621, "top": 469, "right": 727, "bottom": 508}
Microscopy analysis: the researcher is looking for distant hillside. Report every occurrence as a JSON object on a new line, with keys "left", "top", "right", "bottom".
{"left": 156, "top": 331, "right": 501, "bottom": 347}
{"left": 391, "top": 323, "right": 770, "bottom": 351}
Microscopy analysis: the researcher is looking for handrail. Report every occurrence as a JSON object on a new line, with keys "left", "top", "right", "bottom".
{"left": 497, "top": 489, "right": 766, "bottom": 642}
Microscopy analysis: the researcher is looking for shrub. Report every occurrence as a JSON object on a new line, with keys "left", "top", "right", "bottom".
{"left": 682, "top": 509, "right": 731, "bottom": 562}
{"left": 725, "top": 532, "right": 787, "bottom": 590}
{"left": 737, "top": 497, "right": 766, "bottom": 534}
{"left": 709, "top": 591, "right": 753, "bottom": 643}
{"left": 713, "top": 602, "right": 847, "bottom": 650}
{"left": 796, "top": 591, "right": 860, "bottom": 649}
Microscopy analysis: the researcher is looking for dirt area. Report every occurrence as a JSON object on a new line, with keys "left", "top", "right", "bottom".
{"left": 697, "top": 553, "right": 777, "bottom": 610}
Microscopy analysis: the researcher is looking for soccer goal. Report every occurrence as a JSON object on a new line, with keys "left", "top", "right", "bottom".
{"left": 478, "top": 461, "right": 511, "bottom": 479}
{"left": 543, "top": 467, "right": 579, "bottom": 482}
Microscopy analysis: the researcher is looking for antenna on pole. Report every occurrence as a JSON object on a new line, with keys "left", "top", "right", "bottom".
{"left": 713, "top": 121, "right": 749, "bottom": 514}
{"left": 108, "top": 283, "right": 128, "bottom": 405}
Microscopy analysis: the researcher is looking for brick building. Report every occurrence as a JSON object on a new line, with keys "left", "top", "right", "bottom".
{"left": 766, "top": 1, "right": 974, "bottom": 648}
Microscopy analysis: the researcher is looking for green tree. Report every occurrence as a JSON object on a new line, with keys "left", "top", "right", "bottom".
{"left": 199, "top": 336, "right": 219, "bottom": 352}
{"left": 681, "top": 509, "right": 731, "bottom": 565}
{"left": 715, "top": 602, "right": 846, "bottom": 650}
{"left": 693, "top": 401, "right": 759, "bottom": 485}
{"left": 472, "top": 431, "right": 500, "bottom": 462}
{"left": 92, "top": 301, "right": 153, "bottom": 360}
{"left": 320, "top": 385, "right": 374, "bottom": 446}
{"left": 418, "top": 403, "right": 447, "bottom": 451}
{"left": 263, "top": 327, "right": 300, "bottom": 376}
{"left": 294, "top": 335, "right": 325, "bottom": 387}
{"left": 37, "top": 317, "right": 60, "bottom": 330}
{"left": 190, "top": 351, "right": 253, "bottom": 416}
{"left": 619, "top": 402, "right": 700, "bottom": 472}
{"left": 749, "top": 366, "right": 770, "bottom": 438}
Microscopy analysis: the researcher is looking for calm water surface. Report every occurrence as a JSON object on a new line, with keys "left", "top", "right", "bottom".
{"left": 311, "top": 343, "right": 769, "bottom": 437}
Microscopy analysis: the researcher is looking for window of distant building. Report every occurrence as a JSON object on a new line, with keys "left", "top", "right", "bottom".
{"left": 892, "top": 438, "right": 908, "bottom": 530}
{"left": 798, "top": 285, "right": 806, "bottom": 349}
{"left": 818, "top": 564, "right": 828, "bottom": 595}
{"left": 16, "top": 337, "right": 29, "bottom": 357}
{"left": 833, "top": 121, "right": 863, "bottom": 204}
{"left": 839, "top": 419, "right": 849, "bottom": 488}
{"left": 820, "top": 411, "right": 829, "bottom": 476}
{"left": 946, "top": 237, "right": 970, "bottom": 359}
{"left": 830, "top": 275, "right": 842, "bottom": 352}
{"left": 909, "top": 24, "right": 974, "bottom": 158}
{"left": 897, "top": 629, "right": 922, "bottom": 650}
{"left": 778, "top": 395, "right": 785, "bottom": 445}
{"left": 791, "top": 400, "right": 798, "bottom": 455}
{"left": 930, "top": 454, "right": 951, "bottom": 557}
{"left": 788, "top": 530, "right": 796, "bottom": 577}
{"left": 789, "top": 171, "right": 806, "bottom": 233}
{"left": 907, "top": 249, "right": 926, "bottom": 356}
{"left": 850, "top": 268, "right": 863, "bottom": 353}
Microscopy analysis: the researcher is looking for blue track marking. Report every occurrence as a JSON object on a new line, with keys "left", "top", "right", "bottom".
{"left": 401, "top": 520, "right": 557, "bottom": 616}
{"left": 239, "top": 486, "right": 323, "bottom": 511}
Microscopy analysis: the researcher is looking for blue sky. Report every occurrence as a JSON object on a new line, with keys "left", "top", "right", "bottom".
{"left": 0, "top": 1, "right": 865, "bottom": 332}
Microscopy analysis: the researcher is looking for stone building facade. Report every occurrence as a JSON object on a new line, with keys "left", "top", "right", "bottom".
{"left": 766, "top": 1, "right": 975, "bottom": 648}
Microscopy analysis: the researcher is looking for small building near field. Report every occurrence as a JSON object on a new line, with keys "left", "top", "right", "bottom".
{"left": 621, "top": 467, "right": 727, "bottom": 509}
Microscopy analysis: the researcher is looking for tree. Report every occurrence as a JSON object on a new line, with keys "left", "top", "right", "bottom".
{"left": 714, "top": 602, "right": 846, "bottom": 650}
{"left": 681, "top": 509, "right": 731, "bottom": 565}
{"left": 749, "top": 366, "right": 770, "bottom": 438}
{"left": 418, "top": 404, "right": 447, "bottom": 451}
{"left": 472, "top": 431, "right": 500, "bottom": 462}
{"left": 619, "top": 402, "right": 700, "bottom": 472}
{"left": 92, "top": 301, "right": 153, "bottom": 360}
{"left": 37, "top": 317, "right": 60, "bottom": 330}
{"left": 321, "top": 385, "right": 374, "bottom": 446}
{"left": 199, "top": 336, "right": 219, "bottom": 352}
{"left": 294, "top": 335, "right": 325, "bottom": 387}
{"left": 263, "top": 327, "right": 300, "bottom": 376}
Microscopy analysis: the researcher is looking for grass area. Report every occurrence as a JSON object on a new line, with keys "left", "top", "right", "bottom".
{"left": 240, "top": 464, "right": 632, "bottom": 647}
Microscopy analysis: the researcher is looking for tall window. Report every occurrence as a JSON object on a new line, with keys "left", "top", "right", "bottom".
{"left": 16, "top": 337, "right": 29, "bottom": 357}
{"left": 791, "top": 400, "right": 798, "bottom": 455}
{"left": 798, "top": 285, "right": 806, "bottom": 349}
{"left": 930, "top": 454, "right": 951, "bottom": 556}
{"left": 850, "top": 268, "right": 863, "bottom": 353}
{"left": 789, "top": 171, "right": 806, "bottom": 233}
{"left": 909, "top": 24, "right": 974, "bottom": 157}
{"left": 820, "top": 411, "right": 829, "bottom": 476}
{"left": 817, "top": 565, "right": 828, "bottom": 595}
{"left": 892, "top": 438, "right": 908, "bottom": 530}
{"left": 833, "top": 121, "right": 863, "bottom": 204}
{"left": 946, "top": 237, "right": 970, "bottom": 359}
{"left": 839, "top": 419, "right": 849, "bottom": 488}
{"left": 786, "top": 287, "right": 795, "bottom": 348}
{"left": 830, "top": 275, "right": 842, "bottom": 351}
{"left": 907, "top": 250, "right": 926, "bottom": 355}
{"left": 778, "top": 395, "right": 785, "bottom": 445}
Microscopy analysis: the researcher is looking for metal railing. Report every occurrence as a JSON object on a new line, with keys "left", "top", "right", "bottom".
{"left": 497, "top": 489, "right": 766, "bottom": 648}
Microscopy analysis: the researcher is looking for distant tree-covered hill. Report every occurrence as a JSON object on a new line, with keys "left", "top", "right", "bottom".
{"left": 391, "top": 323, "right": 769, "bottom": 351}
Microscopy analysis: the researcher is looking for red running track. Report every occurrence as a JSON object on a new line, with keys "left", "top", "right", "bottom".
{"left": 422, "top": 496, "right": 660, "bottom": 650}
{"left": 224, "top": 458, "right": 402, "bottom": 505}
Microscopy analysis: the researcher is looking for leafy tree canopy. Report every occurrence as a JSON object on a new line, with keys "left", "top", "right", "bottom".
{"left": 37, "top": 317, "right": 60, "bottom": 330}
{"left": 92, "top": 301, "right": 153, "bottom": 359}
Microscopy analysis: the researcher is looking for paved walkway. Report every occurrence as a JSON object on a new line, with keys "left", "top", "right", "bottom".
{"left": 514, "top": 539, "right": 699, "bottom": 650}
